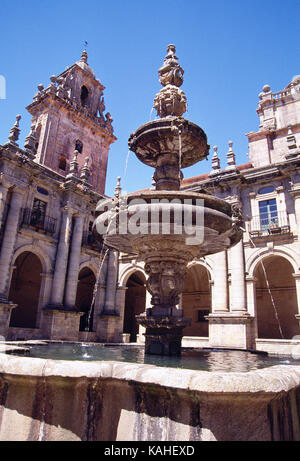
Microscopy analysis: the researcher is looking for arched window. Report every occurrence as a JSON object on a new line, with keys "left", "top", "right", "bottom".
{"left": 80, "top": 85, "right": 89, "bottom": 107}
{"left": 75, "top": 268, "right": 96, "bottom": 332}
{"left": 258, "top": 186, "right": 275, "bottom": 195}
{"left": 75, "top": 140, "right": 83, "bottom": 153}
{"left": 58, "top": 155, "right": 67, "bottom": 171}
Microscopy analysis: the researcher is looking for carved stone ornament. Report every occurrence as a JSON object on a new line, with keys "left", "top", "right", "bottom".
{"left": 153, "top": 45, "right": 187, "bottom": 118}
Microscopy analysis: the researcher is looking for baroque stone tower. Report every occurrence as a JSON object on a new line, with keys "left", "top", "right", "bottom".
{"left": 26, "top": 50, "right": 116, "bottom": 195}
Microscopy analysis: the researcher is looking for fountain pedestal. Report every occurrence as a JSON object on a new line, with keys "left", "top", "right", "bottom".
{"left": 136, "top": 315, "right": 190, "bottom": 355}
{"left": 131, "top": 241, "right": 192, "bottom": 355}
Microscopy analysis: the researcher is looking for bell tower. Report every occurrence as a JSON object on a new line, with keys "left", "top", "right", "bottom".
{"left": 25, "top": 50, "right": 116, "bottom": 195}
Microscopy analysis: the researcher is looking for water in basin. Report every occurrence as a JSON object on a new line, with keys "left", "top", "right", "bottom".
{"left": 6, "top": 342, "right": 300, "bottom": 373}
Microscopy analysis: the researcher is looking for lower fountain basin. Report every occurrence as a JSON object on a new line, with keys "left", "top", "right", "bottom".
{"left": 94, "top": 190, "right": 242, "bottom": 257}
{"left": 0, "top": 342, "right": 300, "bottom": 441}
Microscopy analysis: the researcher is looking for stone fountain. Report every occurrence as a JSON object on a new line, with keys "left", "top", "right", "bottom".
{"left": 94, "top": 45, "right": 243, "bottom": 355}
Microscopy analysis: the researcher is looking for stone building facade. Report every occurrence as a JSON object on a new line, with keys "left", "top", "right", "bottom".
{"left": 0, "top": 52, "right": 122, "bottom": 343}
{"left": 1, "top": 53, "right": 300, "bottom": 354}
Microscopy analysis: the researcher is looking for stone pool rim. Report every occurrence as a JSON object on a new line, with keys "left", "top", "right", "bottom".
{"left": 1, "top": 341, "right": 300, "bottom": 395}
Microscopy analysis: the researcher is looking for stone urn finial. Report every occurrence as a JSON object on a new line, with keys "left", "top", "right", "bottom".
{"left": 211, "top": 145, "right": 220, "bottom": 170}
{"left": 153, "top": 45, "right": 187, "bottom": 118}
{"left": 80, "top": 49, "right": 88, "bottom": 63}
{"left": 67, "top": 150, "right": 79, "bottom": 178}
{"left": 7, "top": 114, "right": 21, "bottom": 145}
{"left": 114, "top": 176, "right": 122, "bottom": 198}
{"left": 80, "top": 156, "right": 90, "bottom": 182}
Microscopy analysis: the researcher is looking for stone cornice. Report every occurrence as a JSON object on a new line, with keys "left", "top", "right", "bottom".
{"left": 0, "top": 144, "right": 105, "bottom": 204}
{"left": 246, "top": 123, "right": 300, "bottom": 142}
{"left": 181, "top": 156, "right": 300, "bottom": 194}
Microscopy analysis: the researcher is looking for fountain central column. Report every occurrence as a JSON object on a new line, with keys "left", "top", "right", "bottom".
{"left": 135, "top": 249, "right": 191, "bottom": 355}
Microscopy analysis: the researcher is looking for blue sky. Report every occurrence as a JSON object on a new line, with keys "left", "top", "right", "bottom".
{"left": 0, "top": 0, "right": 299, "bottom": 196}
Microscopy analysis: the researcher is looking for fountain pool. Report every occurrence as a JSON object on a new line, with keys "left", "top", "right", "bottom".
{"left": 0, "top": 342, "right": 300, "bottom": 441}
{"left": 4, "top": 342, "right": 300, "bottom": 373}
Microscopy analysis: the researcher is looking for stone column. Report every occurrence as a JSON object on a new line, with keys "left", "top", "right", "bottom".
{"left": 230, "top": 241, "right": 247, "bottom": 313}
{"left": 0, "top": 188, "right": 24, "bottom": 299}
{"left": 115, "top": 286, "right": 128, "bottom": 342}
{"left": 64, "top": 214, "right": 84, "bottom": 309}
{"left": 292, "top": 272, "right": 300, "bottom": 331}
{"left": 246, "top": 275, "right": 258, "bottom": 343}
{"left": 42, "top": 207, "right": 83, "bottom": 340}
{"left": 211, "top": 251, "right": 228, "bottom": 312}
{"left": 0, "top": 188, "right": 23, "bottom": 339}
{"left": 209, "top": 245, "right": 255, "bottom": 349}
{"left": 290, "top": 188, "right": 300, "bottom": 238}
{"left": 103, "top": 250, "right": 119, "bottom": 314}
{"left": 137, "top": 288, "right": 150, "bottom": 343}
{"left": 48, "top": 206, "right": 73, "bottom": 308}
{"left": 37, "top": 272, "right": 53, "bottom": 327}
{"left": 97, "top": 250, "right": 121, "bottom": 342}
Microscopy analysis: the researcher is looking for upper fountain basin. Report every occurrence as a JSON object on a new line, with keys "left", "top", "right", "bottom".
{"left": 128, "top": 117, "right": 209, "bottom": 169}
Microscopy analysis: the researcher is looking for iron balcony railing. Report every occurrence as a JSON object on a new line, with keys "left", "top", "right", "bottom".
{"left": 20, "top": 208, "right": 57, "bottom": 235}
{"left": 82, "top": 231, "right": 102, "bottom": 252}
{"left": 249, "top": 211, "right": 290, "bottom": 237}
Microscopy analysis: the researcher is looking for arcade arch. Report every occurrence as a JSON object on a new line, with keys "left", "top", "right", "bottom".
{"left": 75, "top": 267, "right": 96, "bottom": 332}
{"left": 9, "top": 251, "right": 43, "bottom": 328}
{"left": 254, "top": 255, "right": 298, "bottom": 339}
{"left": 123, "top": 270, "right": 146, "bottom": 342}
{"left": 182, "top": 263, "right": 211, "bottom": 337}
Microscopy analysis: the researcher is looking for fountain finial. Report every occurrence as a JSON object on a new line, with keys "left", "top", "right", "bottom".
{"left": 114, "top": 176, "right": 122, "bottom": 198}
{"left": 153, "top": 45, "right": 187, "bottom": 118}
{"left": 158, "top": 44, "right": 184, "bottom": 88}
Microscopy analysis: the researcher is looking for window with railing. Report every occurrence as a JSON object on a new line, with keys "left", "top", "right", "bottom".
{"left": 31, "top": 199, "right": 47, "bottom": 228}
{"left": 82, "top": 221, "right": 102, "bottom": 251}
{"left": 20, "top": 199, "right": 56, "bottom": 235}
{"left": 259, "top": 199, "right": 278, "bottom": 231}
{"left": 249, "top": 199, "right": 290, "bottom": 237}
